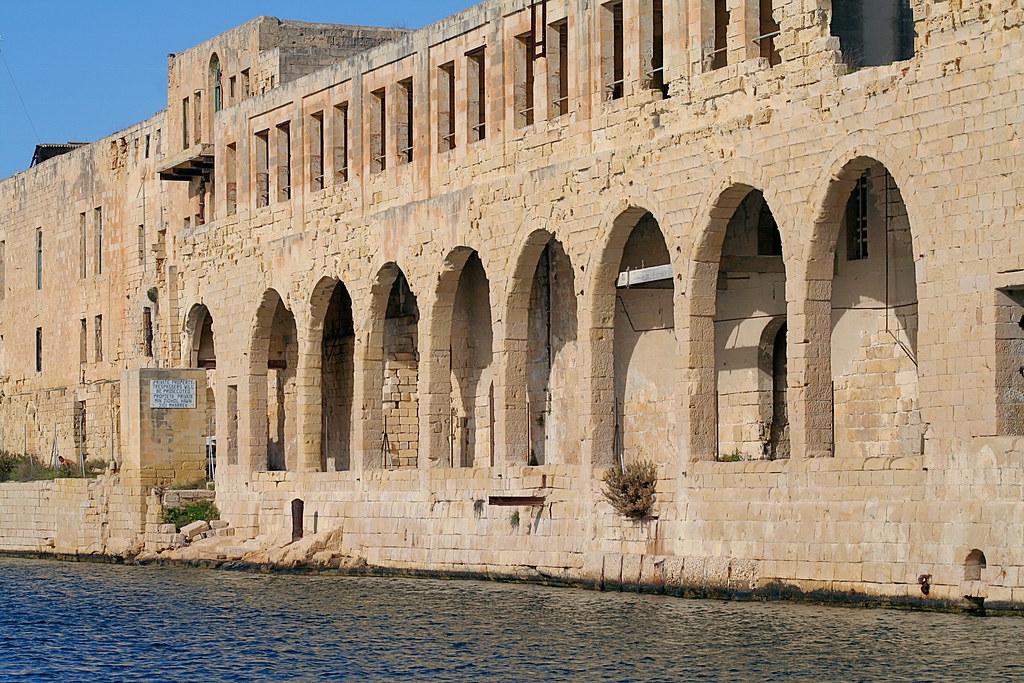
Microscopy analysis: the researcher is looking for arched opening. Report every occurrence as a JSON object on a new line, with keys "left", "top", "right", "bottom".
{"left": 251, "top": 290, "right": 298, "bottom": 471}
{"left": 965, "top": 549, "right": 987, "bottom": 581}
{"left": 829, "top": 161, "right": 919, "bottom": 458}
{"left": 525, "top": 237, "right": 578, "bottom": 465}
{"left": 714, "top": 190, "right": 788, "bottom": 460}
{"left": 379, "top": 267, "right": 419, "bottom": 469}
{"left": 613, "top": 212, "right": 676, "bottom": 467}
{"left": 186, "top": 304, "right": 218, "bottom": 471}
{"left": 320, "top": 281, "right": 354, "bottom": 471}
{"left": 210, "top": 54, "right": 223, "bottom": 113}
{"left": 446, "top": 250, "right": 494, "bottom": 468}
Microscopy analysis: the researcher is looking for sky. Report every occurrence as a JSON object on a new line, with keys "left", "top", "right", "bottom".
{"left": 0, "top": 0, "right": 476, "bottom": 180}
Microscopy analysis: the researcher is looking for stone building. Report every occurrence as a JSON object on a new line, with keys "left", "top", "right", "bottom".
{"left": 1, "top": 1, "right": 1024, "bottom": 607}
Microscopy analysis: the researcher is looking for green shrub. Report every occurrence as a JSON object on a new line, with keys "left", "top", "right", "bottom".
{"left": 163, "top": 499, "right": 219, "bottom": 531}
{"left": 0, "top": 451, "right": 20, "bottom": 482}
{"left": 602, "top": 459, "right": 657, "bottom": 519}
{"left": 717, "top": 450, "right": 743, "bottom": 462}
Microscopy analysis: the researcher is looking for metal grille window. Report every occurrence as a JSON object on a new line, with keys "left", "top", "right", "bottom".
{"left": 847, "top": 172, "right": 870, "bottom": 261}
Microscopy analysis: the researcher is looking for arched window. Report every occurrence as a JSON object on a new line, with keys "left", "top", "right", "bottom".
{"left": 210, "top": 54, "right": 222, "bottom": 112}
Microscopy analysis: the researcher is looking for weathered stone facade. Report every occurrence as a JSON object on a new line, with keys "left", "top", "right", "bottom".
{"left": 2, "top": 2, "right": 1024, "bottom": 608}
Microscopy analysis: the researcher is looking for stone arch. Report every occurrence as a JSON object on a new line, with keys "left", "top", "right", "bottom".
{"left": 502, "top": 229, "right": 580, "bottom": 466}
{"left": 701, "top": 185, "right": 789, "bottom": 460}
{"left": 807, "top": 155, "right": 921, "bottom": 458}
{"left": 249, "top": 288, "right": 298, "bottom": 471}
{"left": 209, "top": 53, "right": 223, "bottom": 114}
{"left": 965, "top": 549, "right": 987, "bottom": 581}
{"left": 588, "top": 206, "right": 678, "bottom": 468}
{"left": 306, "top": 276, "right": 355, "bottom": 472}
{"left": 431, "top": 247, "right": 494, "bottom": 468}
{"left": 184, "top": 303, "right": 217, "bottom": 468}
{"left": 365, "top": 263, "right": 420, "bottom": 470}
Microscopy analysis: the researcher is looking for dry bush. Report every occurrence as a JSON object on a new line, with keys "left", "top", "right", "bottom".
{"left": 601, "top": 459, "right": 657, "bottom": 519}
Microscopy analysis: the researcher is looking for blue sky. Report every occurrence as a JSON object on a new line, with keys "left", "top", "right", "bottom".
{"left": 0, "top": 0, "right": 475, "bottom": 180}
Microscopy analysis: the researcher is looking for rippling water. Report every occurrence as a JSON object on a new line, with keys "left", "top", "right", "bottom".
{"left": 1, "top": 557, "right": 1022, "bottom": 681}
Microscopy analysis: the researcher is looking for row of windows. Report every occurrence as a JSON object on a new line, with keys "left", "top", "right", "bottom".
{"left": 32, "top": 307, "right": 154, "bottom": 374}
{"left": 224, "top": 0, "right": 782, "bottom": 213}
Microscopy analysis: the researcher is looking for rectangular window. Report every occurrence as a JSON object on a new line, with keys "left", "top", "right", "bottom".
{"left": 712, "top": 0, "right": 729, "bottom": 70}
{"left": 229, "top": 75, "right": 237, "bottom": 103}
{"left": 143, "top": 307, "right": 154, "bottom": 358}
{"left": 79, "top": 212, "right": 87, "bottom": 278}
{"left": 334, "top": 103, "right": 350, "bottom": 182}
{"left": 35, "top": 228, "right": 42, "bottom": 290}
{"left": 548, "top": 20, "right": 569, "bottom": 117}
{"left": 138, "top": 224, "right": 146, "bottom": 265}
{"left": 35, "top": 327, "right": 42, "bottom": 373}
{"left": 397, "top": 78, "right": 414, "bottom": 164}
{"left": 310, "top": 111, "right": 324, "bottom": 191}
{"left": 193, "top": 91, "right": 202, "bottom": 144}
{"left": 80, "top": 318, "right": 88, "bottom": 365}
{"left": 276, "top": 122, "right": 291, "bottom": 202}
{"left": 94, "top": 315, "right": 103, "bottom": 363}
{"left": 94, "top": 208, "right": 103, "bottom": 275}
{"left": 515, "top": 33, "right": 536, "bottom": 127}
{"left": 602, "top": 1, "right": 624, "bottom": 99}
{"left": 241, "top": 69, "right": 251, "bottom": 97}
{"left": 438, "top": 62, "right": 456, "bottom": 152}
{"left": 255, "top": 130, "right": 270, "bottom": 207}
{"left": 226, "top": 142, "right": 238, "bottom": 215}
{"left": 758, "top": 0, "right": 781, "bottom": 65}
{"left": 467, "top": 48, "right": 486, "bottom": 142}
{"left": 648, "top": 0, "right": 665, "bottom": 92}
{"left": 144, "top": 134, "right": 151, "bottom": 159}
{"left": 847, "top": 172, "right": 870, "bottom": 261}
{"left": 371, "top": 88, "right": 387, "bottom": 173}
{"left": 182, "top": 97, "right": 190, "bottom": 150}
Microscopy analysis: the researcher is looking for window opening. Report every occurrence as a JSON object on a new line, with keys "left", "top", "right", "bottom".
{"left": 255, "top": 130, "right": 270, "bottom": 207}
{"left": 438, "top": 62, "right": 456, "bottom": 152}
{"left": 94, "top": 207, "right": 103, "bottom": 275}
{"left": 138, "top": 224, "right": 145, "bottom": 265}
{"left": 35, "top": 228, "right": 42, "bottom": 290}
{"left": 193, "top": 91, "right": 202, "bottom": 144}
{"left": 548, "top": 20, "right": 569, "bottom": 117}
{"left": 226, "top": 143, "right": 237, "bottom": 215}
{"left": 143, "top": 307, "right": 154, "bottom": 358}
{"left": 35, "top": 327, "right": 42, "bottom": 373}
{"left": 647, "top": 0, "right": 666, "bottom": 93}
{"left": 79, "top": 213, "right": 87, "bottom": 278}
{"left": 467, "top": 48, "right": 487, "bottom": 142}
{"left": 144, "top": 134, "right": 151, "bottom": 159}
{"left": 397, "top": 78, "right": 414, "bottom": 164}
{"left": 334, "top": 103, "right": 350, "bottom": 182}
{"left": 602, "top": 1, "right": 625, "bottom": 99}
{"left": 847, "top": 171, "right": 870, "bottom": 260}
{"left": 756, "top": 0, "right": 781, "bottom": 66}
{"left": 371, "top": 88, "right": 387, "bottom": 173}
{"left": 515, "top": 33, "right": 536, "bottom": 128}
{"left": 211, "top": 55, "right": 222, "bottom": 112}
{"left": 181, "top": 97, "right": 190, "bottom": 149}
{"left": 229, "top": 76, "right": 237, "bottom": 103}
{"left": 94, "top": 315, "right": 103, "bottom": 362}
{"left": 712, "top": 0, "right": 729, "bottom": 70}
{"left": 831, "top": 0, "right": 914, "bottom": 69}
{"left": 310, "top": 112, "right": 324, "bottom": 191}
{"left": 276, "top": 122, "right": 291, "bottom": 201}
{"left": 79, "top": 318, "right": 87, "bottom": 365}
{"left": 241, "top": 69, "right": 251, "bottom": 97}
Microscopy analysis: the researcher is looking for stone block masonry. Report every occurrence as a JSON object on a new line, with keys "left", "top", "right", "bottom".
{"left": 1, "top": 0, "right": 1024, "bottom": 611}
